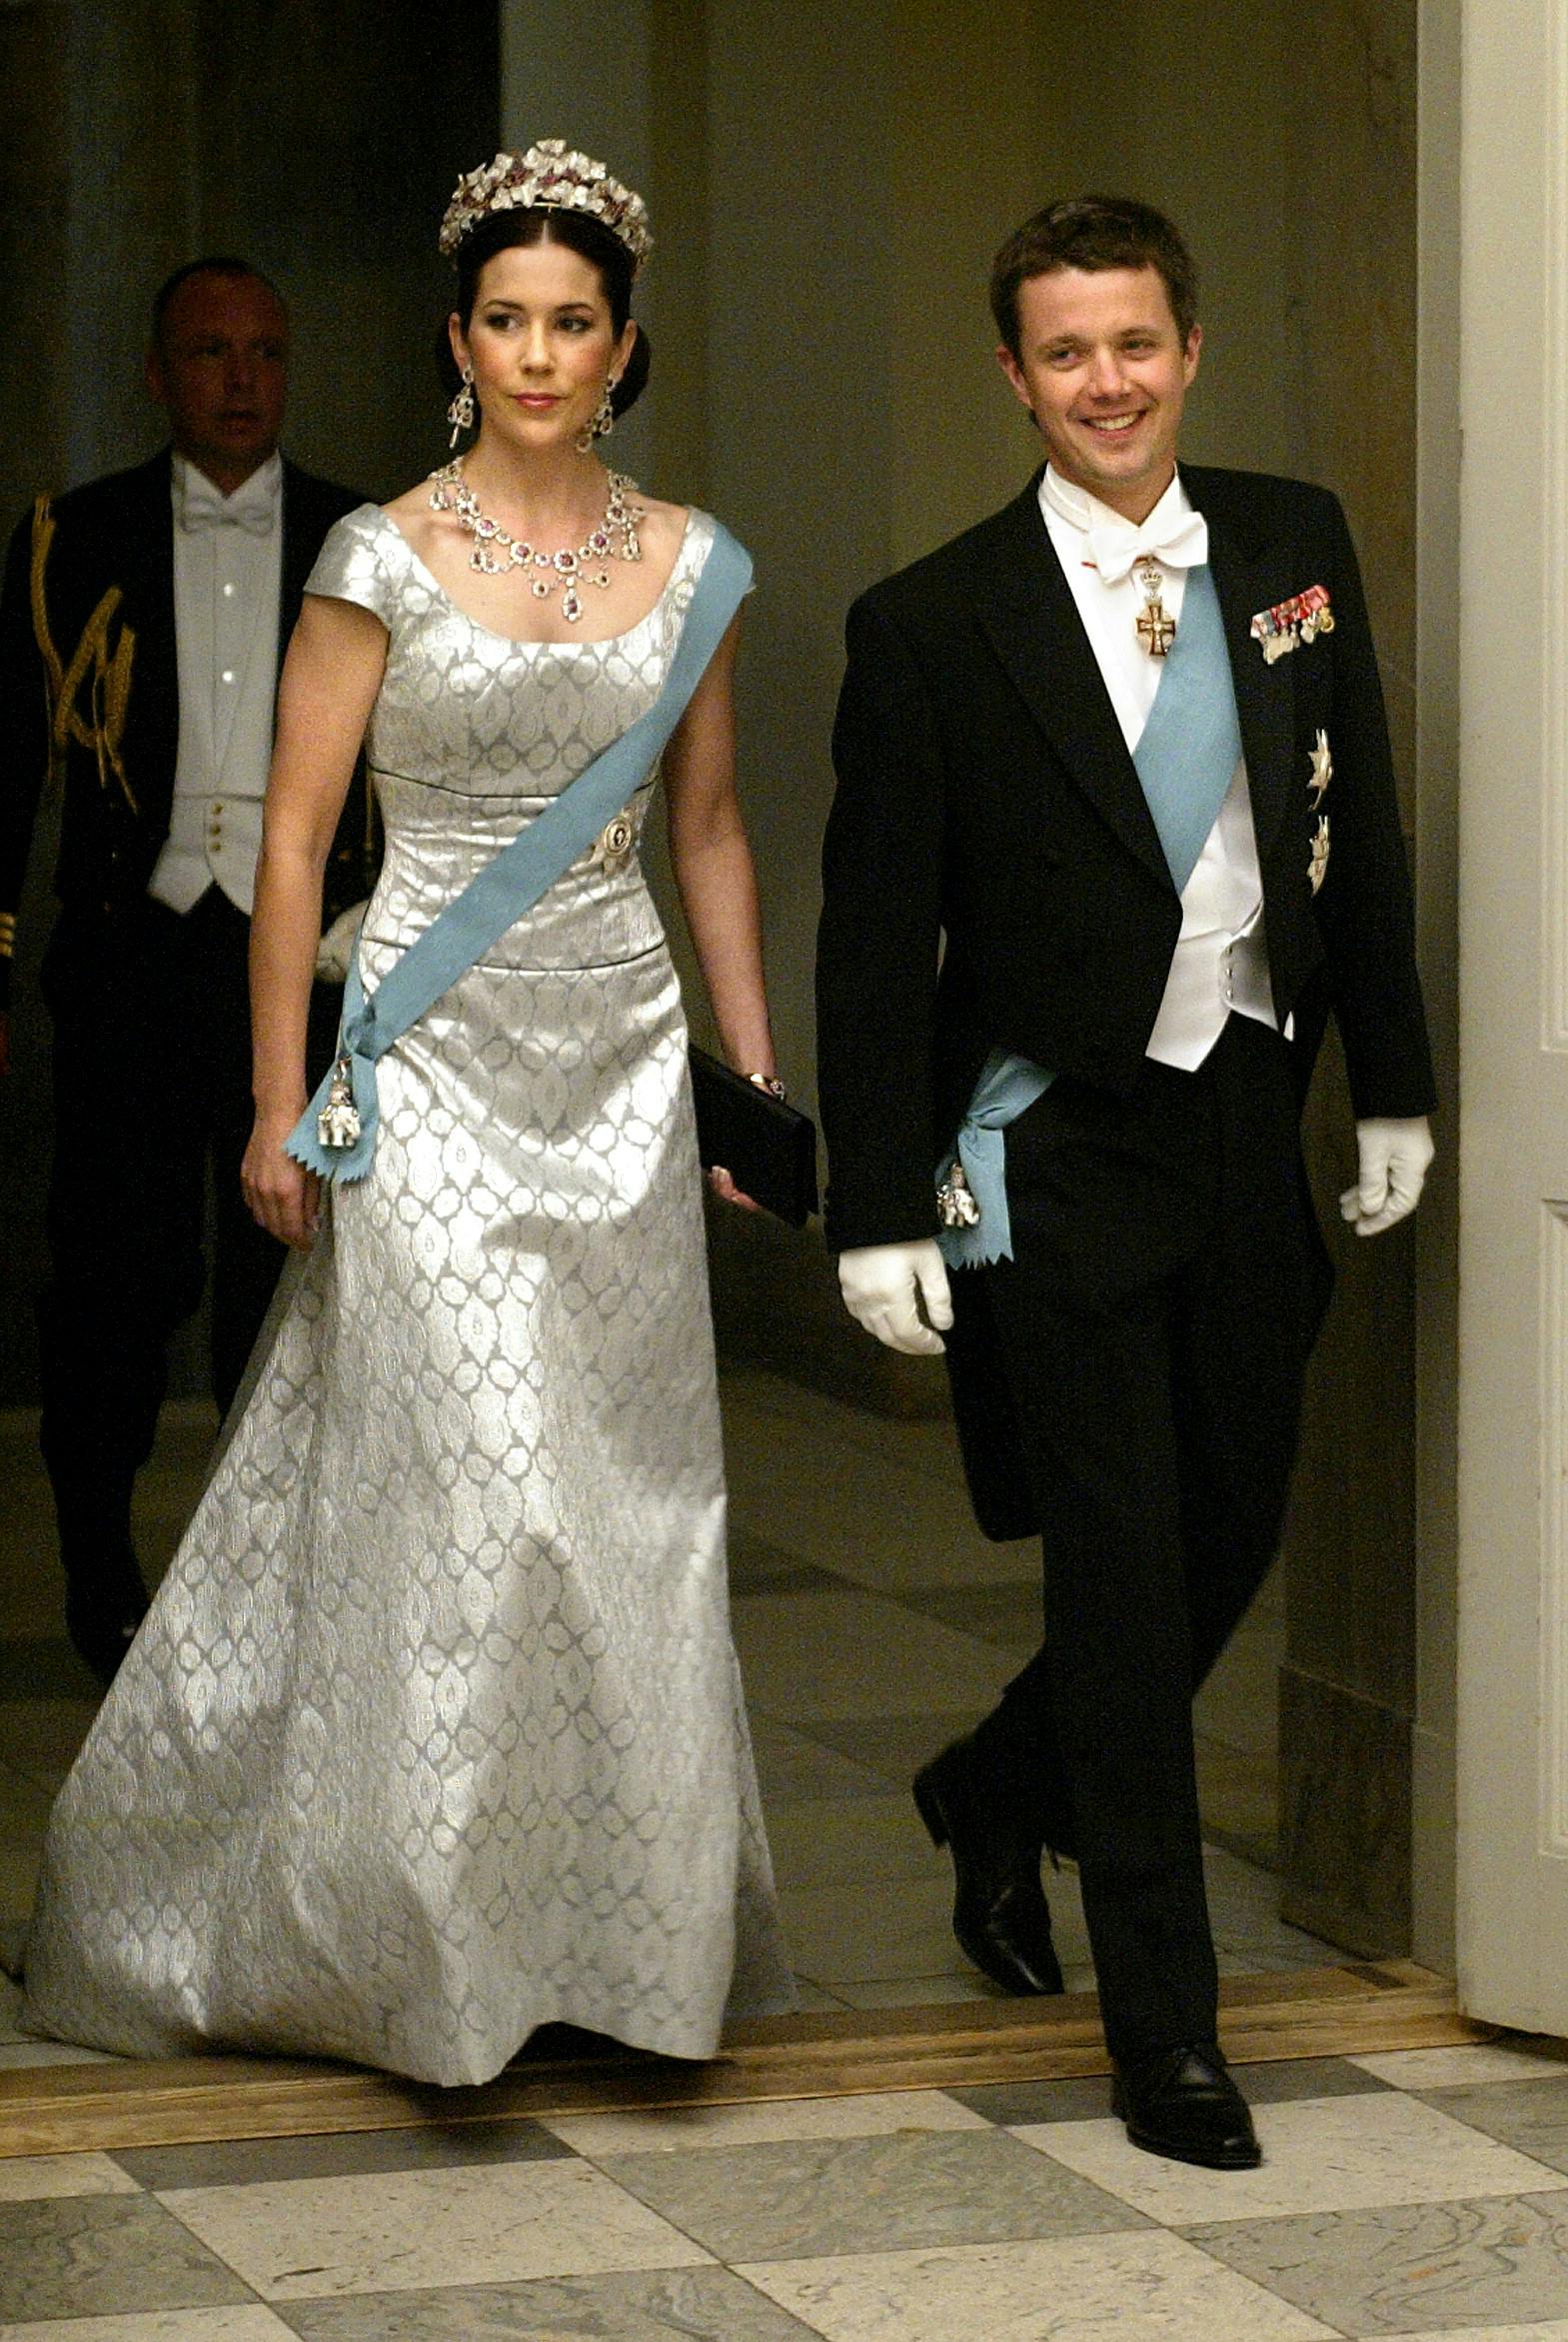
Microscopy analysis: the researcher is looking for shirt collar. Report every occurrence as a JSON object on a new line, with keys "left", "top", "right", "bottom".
{"left": 1039, "top": 463, "right": 1193, "bottom": 542}
{"left": 171, "top": 449, "right": 284, "bottom": 522}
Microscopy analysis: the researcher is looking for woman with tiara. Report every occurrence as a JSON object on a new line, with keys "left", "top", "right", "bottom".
{"left": 23, "top": 142, "right": 794, "bottom": 2085}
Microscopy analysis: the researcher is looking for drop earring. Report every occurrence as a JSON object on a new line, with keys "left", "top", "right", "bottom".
{"left": 576, "top": 380, "right": 617, "bottom": 454}
{"left": 447, "top": 362, "right": 476, "bottom": 447}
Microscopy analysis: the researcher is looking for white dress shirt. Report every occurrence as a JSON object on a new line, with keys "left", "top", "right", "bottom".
{"left": 1038, "top": 465, "right": 1281, "bottom": 1069}
{"left": 148, "top": 452, "right": 283, "bottom": 916}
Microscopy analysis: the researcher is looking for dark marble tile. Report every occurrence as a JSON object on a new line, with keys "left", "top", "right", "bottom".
{"left": 0, "top": 2193, "right": 253, "bottom": 2321}
{"left": 0, "top": 1634, "right": 101, "bottom": 1700}
{"left": 731, "top": 1560, "right": 845, "bottom": 1598}
{"left": 749, "top": 1716, "right": 890, "bottom": 1804}
{"left": 951, "top": 2059, "right": 1384, "bottom": 2131}
{"left": 1189, "top": 2189, "right": 1568, "bottom": 2334}
{"left": 949, "top": 2076, "right": 1115, "bottom": 2126}
{"left": 598, "top": 2127, "right": 1148, "bottom": 2261}
{"left": 280, "top": 2266, "right": 819, "bottom": 2339}
{"left": 892, "top": 1581, "right": 1042, "bottom": 1648}
{"left": 1229, "top": 2056, "right": 1393, "bottom": 2105}
{"left": 118, "top": 2117, "right": 575, "bottom": 2191}
{"left": 728, "top": 1529, "right": 845, "bottom": 1596}
{"left": 1413, "top": 2075, "right": 1568, "bottom": 2175}
{"left": 801, "top": 1711, "right": 989, "bottom": 1785}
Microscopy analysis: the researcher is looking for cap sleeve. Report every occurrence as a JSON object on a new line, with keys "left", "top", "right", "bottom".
{"left": 304, "top": 505, "right": 403, "bottom": 627}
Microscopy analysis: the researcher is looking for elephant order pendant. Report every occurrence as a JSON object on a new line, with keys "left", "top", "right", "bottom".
{"left": 318, "top": 1058, "right": 362, "bottom": 1151}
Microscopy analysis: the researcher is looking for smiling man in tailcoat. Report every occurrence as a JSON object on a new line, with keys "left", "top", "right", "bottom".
{"left": 815, "top": 197, "right": 1435, "bottom": 2168}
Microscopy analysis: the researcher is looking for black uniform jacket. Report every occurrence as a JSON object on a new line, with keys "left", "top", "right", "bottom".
{"left": 0, "top": 450, "right": 376, "bottom": 1009}
{"left": 815, "top": 462, "right": 1437, "bottom": 1259}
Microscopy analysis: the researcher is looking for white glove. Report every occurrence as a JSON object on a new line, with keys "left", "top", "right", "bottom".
{"left": 838, "top": 1239, "right": 953, "bottom": 1355}
{"left": 1339, "top": 1115, "right": 1434, "bottom": 1236}
{"left": 315, "top": 900, "right": 368, "bottom": 984}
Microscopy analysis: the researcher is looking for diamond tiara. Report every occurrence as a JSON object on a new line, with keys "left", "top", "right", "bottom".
{"left": 439, "top": 140, "right": 653, "bottom": 273}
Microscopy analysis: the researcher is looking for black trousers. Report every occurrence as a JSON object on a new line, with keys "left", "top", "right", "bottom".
{"left": 36, "top": 890, "right": 335, "bottom": 1581}
{"left": 968, "top": 1014, "right": 1331, "bottom": 2064}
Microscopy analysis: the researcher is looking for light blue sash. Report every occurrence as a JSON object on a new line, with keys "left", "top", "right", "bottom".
{"left": 938, "top": 561, "right": 1244, "bottom": 1267}
{"left": 287, "top": 522, "right": 753, "bottom": 1184}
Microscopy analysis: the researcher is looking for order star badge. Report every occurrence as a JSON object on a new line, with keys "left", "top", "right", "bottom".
{"left": 1308, "top": 814, "right": 1331, "bottom": 895}
{"left": 1308, "top": 730, "right": 1332, "bottom": 805}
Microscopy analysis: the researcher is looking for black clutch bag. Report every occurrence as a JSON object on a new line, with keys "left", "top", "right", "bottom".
{"left": 689, "top": 1046, "right": 818, "bottom": 1226}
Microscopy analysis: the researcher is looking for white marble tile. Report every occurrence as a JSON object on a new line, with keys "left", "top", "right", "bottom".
{"left": 0, "top": 2152, "right": 139, "bottom": 2202}
{"left": 1397, "top": 2328, "right": 1568, "bottom": 2341}
{"left": 824, "top": 1973, "right": 1009, "bottom": 2010}
{"left": 160, "top": 2160, "right": 712, "bottom": 2299}
{"left": 0, "top": 2313, "right": 295, "bottom": 2341}
{"left": 544, "top": 2089, "right": 989, "bottom": 2158}
{"left": 1017, "top": 2091, "right": 1566, "bottom": 2225}
{"left": 1353, "top": 2044, "right": 1568, "bottom": 2087}
{"left": 737, "top": 2230, "right": 1337, "bottom": 2340}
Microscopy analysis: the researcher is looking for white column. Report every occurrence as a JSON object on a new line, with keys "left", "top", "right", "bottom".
{"left": 1455, "top": 0, "right": 1568, "bottom": 2028}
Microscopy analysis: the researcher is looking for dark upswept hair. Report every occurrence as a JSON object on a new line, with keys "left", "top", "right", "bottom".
{"left": 448, "top": 206, "right": 652, "bottom": 419}
{"left": 989, "top": 197, "right": 1198, "bottom": 359}
{"left": 151, "top": 257, "right": 286, "bottom": 347}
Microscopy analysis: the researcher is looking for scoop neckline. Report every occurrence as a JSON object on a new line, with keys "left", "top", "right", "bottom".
{"left": 372, "top": 504, "right": 697, "bottom": 651}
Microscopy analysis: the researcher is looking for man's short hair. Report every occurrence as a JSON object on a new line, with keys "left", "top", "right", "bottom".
{"left": 150, "top": 257, "right": 286, "bottom": 346}
{"left": 990, "top": 197, "right": 1198, "bottom": 359}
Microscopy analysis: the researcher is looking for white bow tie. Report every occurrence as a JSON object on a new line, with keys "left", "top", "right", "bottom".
{"left": 180, "top": 481, "right": 276, "bottom": 536}
{"left": 1083, "top": 506, "right": 1208, "bottom": 586}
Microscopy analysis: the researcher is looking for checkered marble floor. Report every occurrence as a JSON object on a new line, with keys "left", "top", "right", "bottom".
{"left": 3, "top": 2020, "right": 1568, "bottom": 2337}
{"left": 3, "top": 1366, "right": 1501, "bottom": 2335}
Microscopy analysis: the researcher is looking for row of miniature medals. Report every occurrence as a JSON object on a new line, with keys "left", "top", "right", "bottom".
{"left": 315, "top": 463, "right": 647, "bottom": 1155}
{"left": 936, "top": 554, "right": 1176, "bottom": 1237}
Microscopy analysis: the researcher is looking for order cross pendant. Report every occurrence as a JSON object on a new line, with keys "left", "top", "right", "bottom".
{"left": 1134, "top": 561, "right": 1176, "bottom": 658}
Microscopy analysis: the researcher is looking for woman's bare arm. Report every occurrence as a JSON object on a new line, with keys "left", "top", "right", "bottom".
{"left": 241, "top": 594, "right": 387, "bottom": 1248}
{"left": 663, "top": 611, "right": 777, "bottom": 1083}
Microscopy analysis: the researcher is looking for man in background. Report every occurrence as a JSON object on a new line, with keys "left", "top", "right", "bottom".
{"left": 0, "top": 259, "right": 373, "bottom": 1684}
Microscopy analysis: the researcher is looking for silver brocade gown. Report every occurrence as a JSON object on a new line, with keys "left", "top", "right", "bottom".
{"left": 23, "top": 504, "right": 794, "bottom": 2086}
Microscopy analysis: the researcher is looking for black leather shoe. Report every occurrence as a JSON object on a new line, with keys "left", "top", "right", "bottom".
{"left": 1112, "top": 2043, "right": 1261, "bottom": 2169}
{"left": 913, "top": 1736, "right": 1064, "bottom": 1996}
{"left": 64, "top": 1549, "right": 149, "bottom": 1690}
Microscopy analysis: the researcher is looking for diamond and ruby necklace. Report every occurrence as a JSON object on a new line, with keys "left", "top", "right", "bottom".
{"left": 427, "top": 460, "right": 643, "bottom": 623}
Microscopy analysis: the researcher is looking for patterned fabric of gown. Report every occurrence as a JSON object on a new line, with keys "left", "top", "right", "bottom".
{"left": 23, "top": 504, "right": 794, "bottom": 2086}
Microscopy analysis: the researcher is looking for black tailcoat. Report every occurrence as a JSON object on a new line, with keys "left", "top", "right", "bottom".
{"left": 0, "top": 449, "right": 374, "bottom": 1006}
{"left": 816, "top": 463, "right": 1436, "bottom": 1535}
